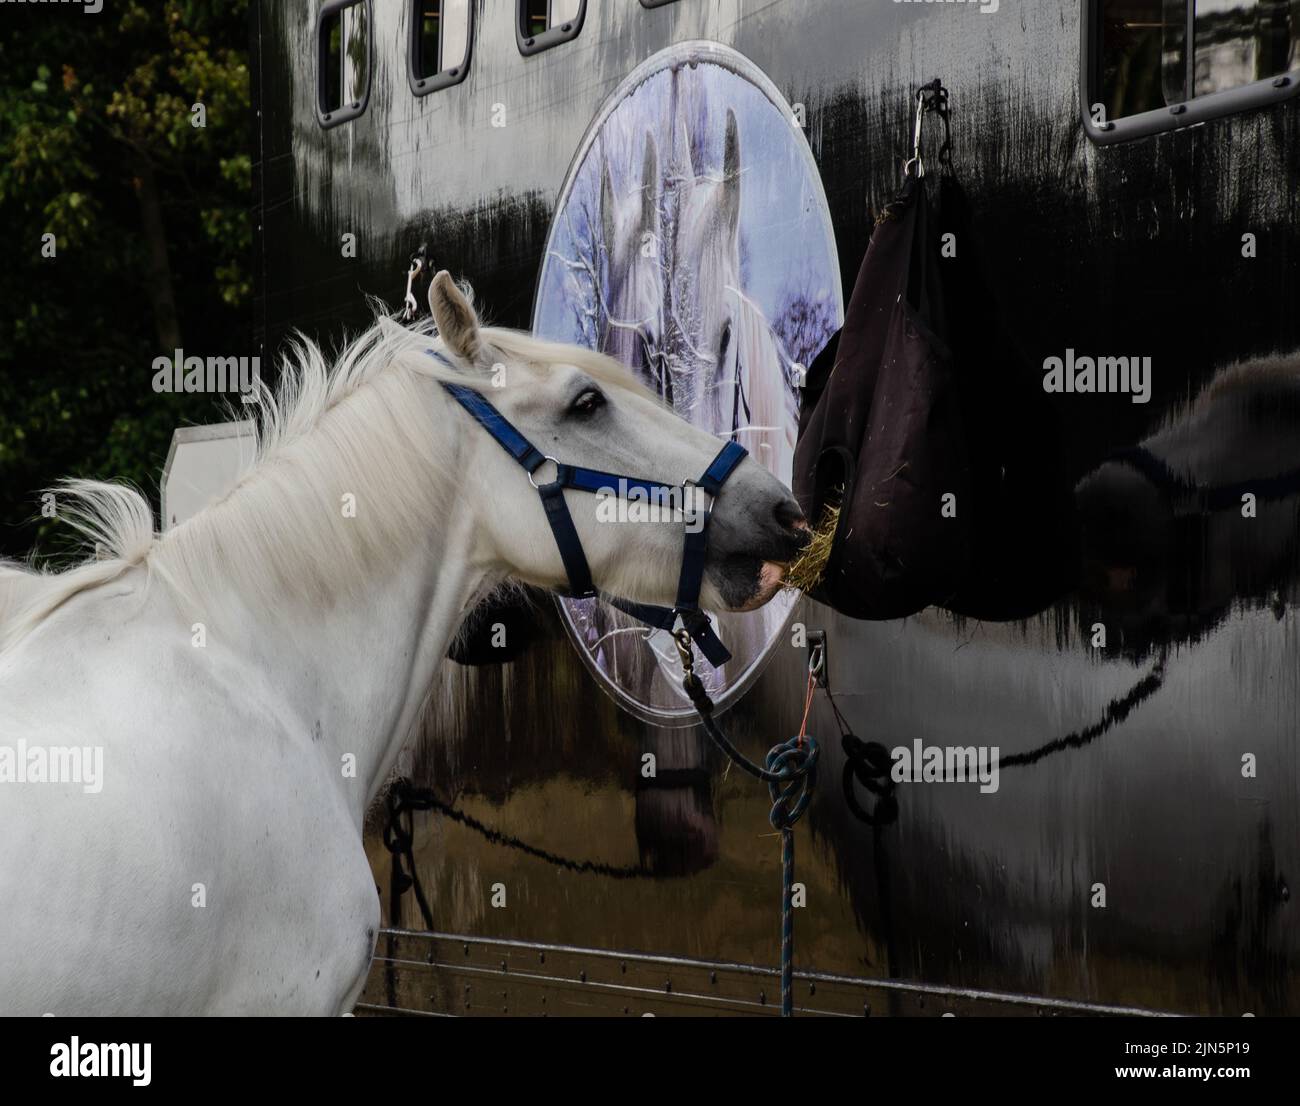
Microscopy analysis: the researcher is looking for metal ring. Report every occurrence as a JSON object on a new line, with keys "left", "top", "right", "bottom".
{"left": 528, "top": 456, "right": 560, "bottom": 489}
{"left": 808, "top": 644, "right": 825, "bottom": 679}
{"left": 680, "top": 478, "right": 714, "bottom": 518}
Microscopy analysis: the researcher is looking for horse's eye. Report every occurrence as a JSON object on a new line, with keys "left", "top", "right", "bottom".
{"left": 570, "top": 388, "right": 606, "bottom": 416}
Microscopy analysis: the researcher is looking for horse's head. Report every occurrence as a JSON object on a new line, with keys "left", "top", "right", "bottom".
{"left": 429, "top": 272, "right": 805, "bottom": 611}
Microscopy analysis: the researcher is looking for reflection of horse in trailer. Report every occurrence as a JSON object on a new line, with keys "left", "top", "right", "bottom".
{"left": 1076, "top": 353, "right": 1300, "bottom": 653}
{"left": 251, "top": 0, "right": 1300, "bottom": 1015}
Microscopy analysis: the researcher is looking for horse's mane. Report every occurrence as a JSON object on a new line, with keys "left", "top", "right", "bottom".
{"left": 0, "top": 300, "right": 641, "bottom": 655}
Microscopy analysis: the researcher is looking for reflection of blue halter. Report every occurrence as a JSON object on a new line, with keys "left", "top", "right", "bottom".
{"left": 434, "top": 356, "right": 747, "bottom": 667}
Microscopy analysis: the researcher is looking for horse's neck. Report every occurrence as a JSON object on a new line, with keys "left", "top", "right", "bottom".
{"left": 0, "top": 567, "right": 48, "bottom": 638}
{"left": 0, "top": 567, "right": 20, "bottom": 622}
{"left": 233, "top": 497, "right": 489, "bottom": 827}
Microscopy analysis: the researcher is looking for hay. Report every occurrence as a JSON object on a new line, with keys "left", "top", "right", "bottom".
{"left": 784, "top": 502, "right": 840, "bottom": 594}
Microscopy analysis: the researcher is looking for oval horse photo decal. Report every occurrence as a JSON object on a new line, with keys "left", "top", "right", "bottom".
{"left": 534, "top": 42, "right": 843, "bottom": 723}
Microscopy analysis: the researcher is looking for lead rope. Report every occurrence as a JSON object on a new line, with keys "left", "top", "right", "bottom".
{"left": 674, "top": 628, "right": 820, "bottom": 1017}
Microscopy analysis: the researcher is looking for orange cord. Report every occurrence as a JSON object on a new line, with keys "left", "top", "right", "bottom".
{"left": 796, "top": 669, "right": 816, "bottom": 745}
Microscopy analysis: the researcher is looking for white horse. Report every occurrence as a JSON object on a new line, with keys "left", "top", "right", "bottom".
{"left": 0, "top": 272, "right": 805, "bottom": 1015}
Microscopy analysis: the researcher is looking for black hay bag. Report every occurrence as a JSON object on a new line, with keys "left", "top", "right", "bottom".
{"left": 794, "top": 174, "right": 973, "bottom": 620}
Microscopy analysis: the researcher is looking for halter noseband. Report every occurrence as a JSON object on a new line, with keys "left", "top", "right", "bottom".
{"left": 433, "top": 353, "right": 746, "bottom": 666}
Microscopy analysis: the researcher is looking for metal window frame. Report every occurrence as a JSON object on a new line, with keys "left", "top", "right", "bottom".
{"left": 516, "top": 0, "right": 587, "bottom": 57}
{"left": 1080, "top": 0, "right": 1300, "bottom": 144}
{"left": 408, "top": 0, "right": 475, "bottom": 97}
{"left": 316, "top": 0, "right": 373, "bottom": 129}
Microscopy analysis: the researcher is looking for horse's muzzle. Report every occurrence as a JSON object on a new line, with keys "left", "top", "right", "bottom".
{"left": 714, "top": 493, "right": 808, "bottom": 611}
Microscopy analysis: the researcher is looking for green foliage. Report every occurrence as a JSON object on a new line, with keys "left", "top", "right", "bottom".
{"left": 0, "top": 1, "right": 251, "bottom": 562}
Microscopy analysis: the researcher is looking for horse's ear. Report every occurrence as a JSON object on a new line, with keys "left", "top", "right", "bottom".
{"left": 673, "top": 107, "right": 696, "bottom": 193}
{"left": 600, "top": 162, "right": 617, "bottom": 257}
{"left": 428, "top": 270, "right": 484, "bottom": 367}
{"left": 721, "top": 109, "right": 741, "bottom": 236}
{"left": 640, "top": 132, "right": 659, "bottom": 234}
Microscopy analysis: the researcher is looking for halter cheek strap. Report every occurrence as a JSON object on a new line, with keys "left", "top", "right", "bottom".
{"left": 437, "top": 365, "right": 747, "bottom": 666}
{"left": 604, "top": 443, "right": 748, "bottom": 664}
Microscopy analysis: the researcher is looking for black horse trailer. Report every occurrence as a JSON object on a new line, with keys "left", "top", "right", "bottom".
{"left": 252, "top": 0, "right": 1300, "bottom": 1016}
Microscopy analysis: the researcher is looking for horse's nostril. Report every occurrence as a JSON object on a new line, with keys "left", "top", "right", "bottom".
{"left": 774, "top": 497, "right": 805, "bottom": 533}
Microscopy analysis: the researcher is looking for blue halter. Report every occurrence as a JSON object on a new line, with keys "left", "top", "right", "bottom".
{"left": 432, "top": 353, "right": 747, "bottom": 667}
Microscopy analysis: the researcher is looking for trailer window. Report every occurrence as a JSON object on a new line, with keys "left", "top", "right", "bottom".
{"left": 1096, "top": 0, "right": 1187, "bottom": 118}
{"left": 1195, "top": 0, "right": 1299, "bottom": 94}
{"left": 317, "top": 0, "right": 371, "bottom": 129}
{"left": 410, "top": 1, "right": 473, "bottom": 95}
{"left": 1086, "top": 0, "right": 1300, "bottom": 140}
{"left": 517, "top": 1, "right": 586, "bottom": 56}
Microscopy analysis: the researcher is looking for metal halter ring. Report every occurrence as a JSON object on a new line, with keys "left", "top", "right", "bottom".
{"left": 680, "top": 477, "right": 713, "bottom": 523}
{"left": 673, "top": 627, "right": 695, "bottom": 672}
{"left": 527, "top": 456, "right": 561, "bottom": 489}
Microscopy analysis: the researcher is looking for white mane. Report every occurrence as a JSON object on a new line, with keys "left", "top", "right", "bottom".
{"left": 0, "top": 305, "right": 642, "bottom": 655}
